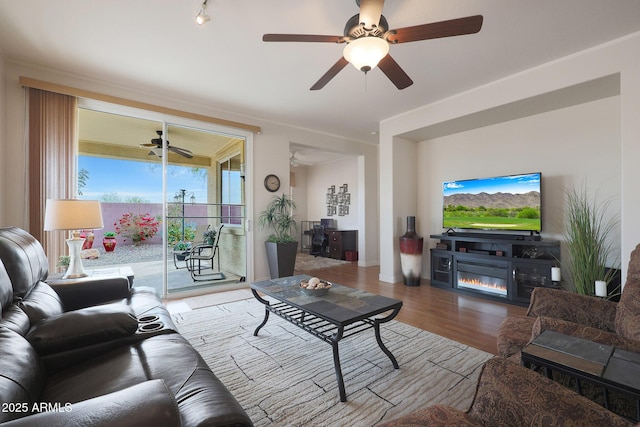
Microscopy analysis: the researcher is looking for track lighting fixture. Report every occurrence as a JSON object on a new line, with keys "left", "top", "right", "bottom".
{"left": 195, "top": 0, "right": 210, "bottom": 25}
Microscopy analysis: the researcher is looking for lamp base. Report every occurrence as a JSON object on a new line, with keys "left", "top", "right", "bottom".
{"left": 63, "top": 237, "right": 88, "bottom": 279}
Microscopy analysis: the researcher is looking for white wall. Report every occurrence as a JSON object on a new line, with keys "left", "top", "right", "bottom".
{"left": 305, "top": 156, "right": 359, "bottom": 230}
{"left": 419, "top": 96, "right": 621, "bottom": 278}
{"left": 1, "top": 61, "right": 379, "bottom": 282}
{"left": 380, "top": 32, "right": 640, "bottom": 285}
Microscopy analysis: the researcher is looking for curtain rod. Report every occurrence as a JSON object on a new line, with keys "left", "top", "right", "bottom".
{"left": 19, "top": 76, "right": 262, "bottom": 134}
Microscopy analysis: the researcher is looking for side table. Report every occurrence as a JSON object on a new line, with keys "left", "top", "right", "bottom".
{"left": 522, "top": 330, "right": 640, "bottom": 420}
{"left": 47, "top": 266, "right": 135, "bottom": 287}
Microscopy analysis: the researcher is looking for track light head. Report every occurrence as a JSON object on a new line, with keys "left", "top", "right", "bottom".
{"left": 195, "top": 0, "right": 210, "bottom": 25}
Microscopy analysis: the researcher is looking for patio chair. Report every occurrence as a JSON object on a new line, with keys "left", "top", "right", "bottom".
{"left": 185, "top": 224, "right": 225, "bottom": 281}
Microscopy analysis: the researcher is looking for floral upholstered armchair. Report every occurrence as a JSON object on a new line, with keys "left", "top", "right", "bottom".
{"left": 378, "top": 357, "right": 633, "bottom": 427}
{"left": 497, "top": 243, "right": 640, "bottom": 361}
{"left": 495, "top": 244, "right": 640, "bottom": 419}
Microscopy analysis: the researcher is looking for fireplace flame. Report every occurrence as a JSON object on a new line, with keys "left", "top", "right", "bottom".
{"left": 457, "top": 276, "right": 507, "bottom": 296}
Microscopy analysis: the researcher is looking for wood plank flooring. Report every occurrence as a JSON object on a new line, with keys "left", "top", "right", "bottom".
{"left": 305, "top": 262, "right": 527, "bottom": 355}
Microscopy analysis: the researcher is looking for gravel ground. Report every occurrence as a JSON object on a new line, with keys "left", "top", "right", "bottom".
{"left": 83, "top": 243, "right": 163, "bottom": 267}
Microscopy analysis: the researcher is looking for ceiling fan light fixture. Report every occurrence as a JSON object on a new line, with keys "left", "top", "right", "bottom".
{"left": 343, "top": 36, "right": 389, "bottom": 72}
{"left": 290, "top": 152, "right": 299, "bottom": 167}
{"left": 195, "top": 0, "right": 210, "bottom": 25}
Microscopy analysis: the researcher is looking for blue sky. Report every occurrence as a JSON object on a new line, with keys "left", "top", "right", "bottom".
{"left": 443, "top": 173, "right": 540, "bottom": 196}
{"left": 78, "top": 156, "right": 208, "bottom": 203}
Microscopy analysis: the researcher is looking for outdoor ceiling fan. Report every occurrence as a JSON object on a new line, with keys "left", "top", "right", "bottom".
{"left": 263, "top": 0, "right": 483, "bottom": 90}
{"left": 141, "top": 130, "right": 193, "bottom": 159}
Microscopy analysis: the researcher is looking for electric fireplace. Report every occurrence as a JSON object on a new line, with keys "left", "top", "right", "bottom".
{"left": 455, "top": 259, "right": 509, "bottom": 298}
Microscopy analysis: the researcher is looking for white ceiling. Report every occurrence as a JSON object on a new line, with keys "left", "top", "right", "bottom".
{"left": 1, "top": 0, "right": 640, "bottom": 145}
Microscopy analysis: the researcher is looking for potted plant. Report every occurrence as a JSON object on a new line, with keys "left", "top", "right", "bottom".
{"left": 173, "top": 241, "right": 192, "bottom": 261}
{"left": 103, "top": 231, "right": 117, "bottom": 252}
{"left": 562, "top": 183, "right": 619, "bottom": 296}
{"left": 258, "top": 193, "right": 298, "bottom": 278}
{"left": 57, "top": 255, "right": 70, "bottom": 272}
{"left": 203, "top": 228, "right": 217, "bottom": 246}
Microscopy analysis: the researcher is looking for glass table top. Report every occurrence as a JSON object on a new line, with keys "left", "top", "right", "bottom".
{"left": 251, "top": 274, "right": 402, "bottom": 325}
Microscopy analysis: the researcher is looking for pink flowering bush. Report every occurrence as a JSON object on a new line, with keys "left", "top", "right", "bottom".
{"left": 114, "top": 213, "right": 160, "bottom": 244}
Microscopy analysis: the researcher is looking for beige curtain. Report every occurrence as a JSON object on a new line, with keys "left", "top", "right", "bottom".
{"left": 27, "top": 88, "right": 77, "bottom": 268}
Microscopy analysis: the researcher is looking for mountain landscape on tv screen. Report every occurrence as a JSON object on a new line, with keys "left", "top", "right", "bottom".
{"left": 443, "top": 191, "right": 540, "bottom": 209}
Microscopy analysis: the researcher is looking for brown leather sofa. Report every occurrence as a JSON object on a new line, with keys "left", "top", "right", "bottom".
{"left": 0, "top": 227, "right": 253, "bottom": 426}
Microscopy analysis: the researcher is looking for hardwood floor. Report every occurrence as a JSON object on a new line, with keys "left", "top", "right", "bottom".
{"left": 305, "top": 262, "right": 527, "bottom": 355}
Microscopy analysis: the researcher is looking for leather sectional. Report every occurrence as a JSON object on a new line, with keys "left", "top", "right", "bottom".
{"left": 0, "top": 227, "right": 253, "bottom": 426}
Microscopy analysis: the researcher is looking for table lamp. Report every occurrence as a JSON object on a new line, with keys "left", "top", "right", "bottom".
{"left": 44, "top": 199, "right": 104, "bottom": 279}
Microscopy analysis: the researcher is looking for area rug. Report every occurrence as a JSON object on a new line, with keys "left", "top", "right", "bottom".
{"left": 183, "top": 288, "right": 254, "bottom": 309}
{"left": 172, "top": 298, "right": 493, "bottom": 426}
{"left": 294, "top": 252, "right": 350, "bottom": 273}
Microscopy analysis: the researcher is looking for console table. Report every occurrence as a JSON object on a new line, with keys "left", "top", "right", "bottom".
{"left": 430, "top": 233, "right": 560, "bottom": 305}
{"left": 522, "top": 330, "right": 640, "bottom": 420}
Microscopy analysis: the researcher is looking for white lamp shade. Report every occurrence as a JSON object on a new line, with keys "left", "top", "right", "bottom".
{"left": 343, "top": 37, "right": 389, "bottom": 72}
{"left": 44, "top": 199, "right": 104, "bottom": 231}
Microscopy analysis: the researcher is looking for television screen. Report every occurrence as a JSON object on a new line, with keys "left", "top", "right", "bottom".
{"left": 443, "top": 172, "right": 541, "bottom": 232}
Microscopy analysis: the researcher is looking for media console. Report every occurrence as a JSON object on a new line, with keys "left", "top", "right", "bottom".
{"left": 430, "top": 233, "right": 561, "bottom": 305}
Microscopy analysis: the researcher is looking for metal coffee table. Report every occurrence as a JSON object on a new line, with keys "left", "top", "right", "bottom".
{"left": 251, "top": 274, "right": 403, "bottom": 402}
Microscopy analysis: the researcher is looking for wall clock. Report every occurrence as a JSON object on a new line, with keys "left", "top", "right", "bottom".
{"left": 264, "top": 174, "right": 280, "bottom": 192}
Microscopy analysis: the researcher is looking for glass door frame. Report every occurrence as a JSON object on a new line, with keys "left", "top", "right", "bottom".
{"left": 78, "top": 99, "right": 254, "bottom": 299}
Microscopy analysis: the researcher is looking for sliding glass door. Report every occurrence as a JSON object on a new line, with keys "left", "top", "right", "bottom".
{"left": 77, "top": 104, "right": 249, "bottom": 299}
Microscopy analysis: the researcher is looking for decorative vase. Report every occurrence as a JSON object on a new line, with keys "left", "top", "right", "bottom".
{"left": 81, "top": 231, "right": 95, "bottom": 250}
{"left": 399, "top": 216, "right": 424, "bottom": 286}
{"left": 103, "top": 237, "right": 117, "bottom": 252}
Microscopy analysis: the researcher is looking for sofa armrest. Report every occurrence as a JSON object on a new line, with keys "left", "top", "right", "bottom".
{"left": 47, "top": 276, "right": 131, "bottom": 311}
{"left": 468, "top": 358, "right": 633, "bottom": 427}
{"left": 531, "top": 316, "right": 640, "bottom": 353}
{"left": 377, "top": 405, "right": 483, "bottom": 426}
{"left": 2, "top": 380, "right": 180, "bottom": 427}
{"left": 527, "top": 287, "right": 618, "bottom": 332}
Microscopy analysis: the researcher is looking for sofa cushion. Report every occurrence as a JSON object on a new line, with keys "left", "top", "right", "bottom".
{"left": 0, "top": 327, "right": 47, "bottom": 423}
{"left": 615, "top": 244, "right": 640, "bottom": 341}
{"left": 0, "top": 304, "right": 31, "bottom": 336}
{"left": 0, "top": 259, "right": 12, "bottom": 315}
{"left": 468, "top": 358, "right": 633, "bottom": 427}
{"left": 42, "top": 334, "right": 253, "bottom": 427}
{"left": 17, "top": 282, "right": 64, "bottom": 327}
{"left": 26, "top": 303, "right": 138, "bottom": 356}
{"left": 5, "top": 380, "right": 181, "bottom": 427}
{"left": 496, "top": 315, "right": 536, "bottom": 358}
{"left": 0, "top": 227, "right": 49, "bottom": 299}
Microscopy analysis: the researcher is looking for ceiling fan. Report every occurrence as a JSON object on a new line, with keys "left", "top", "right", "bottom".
{"left": 263, "top": 0, "right": 483, "bottom": 90}
{"left": 141, "top": 130, "right": 193, "bottom": 159}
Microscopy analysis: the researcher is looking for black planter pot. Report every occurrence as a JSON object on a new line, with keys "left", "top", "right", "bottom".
{"left": 265, "top": 241, "right": 298, "bottom": 279}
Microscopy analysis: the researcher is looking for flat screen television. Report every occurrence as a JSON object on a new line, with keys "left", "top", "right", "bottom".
{"left": 442, "top": 172, "right": 541, "bottom": 232}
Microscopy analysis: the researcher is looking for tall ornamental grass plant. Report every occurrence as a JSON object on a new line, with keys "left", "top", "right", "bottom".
{"left": 563, "top": 184, "right": 619, "bottom": 295}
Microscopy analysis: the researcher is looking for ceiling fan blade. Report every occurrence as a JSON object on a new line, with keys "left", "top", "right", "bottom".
{"left": 168, "top": 146, "right": 194, "bottom": 159}
{"left": 378, "top": 54, "right": 413, "bottom": 90}
{"left": 310, "top": 57, "right": 350, "bottom": 90}
{"left": 358, "top": 0, "right": 385, "bottom": 31}
{"left": 388, "top": 15, "right": 483, "bottom": 44}
{"left": 263, "top": 34, "right": 345, "bottom": 43}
